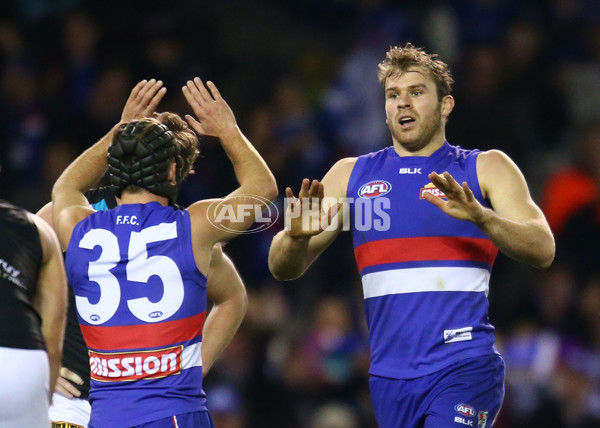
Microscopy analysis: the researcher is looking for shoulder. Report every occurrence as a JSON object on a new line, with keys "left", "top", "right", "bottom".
{"left": 476, "top": 149, "right": 527, "bottom": 200}
{"left": 330, "top": 157, "right": 359, "bottom": 173}
{"left": 476, "top": 149, "right": 522, "bottom": 181}
{"left": 322, "top": 157, "right": 358, "bottom": 198}
{"left": 323, "top": 157, "right": 358, "bottom": 181}
{"left": 29, "top": 212, "right": 61, "bottom": 262}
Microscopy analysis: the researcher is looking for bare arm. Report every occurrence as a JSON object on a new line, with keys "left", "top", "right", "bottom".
{"left": 30, "top": 213, "right": 67, "bottom": 398}
{"left": 202, "top": 244, "right": 247, "bottom": 376}
{"left": 51, "top": 126, "right": 113, "bottom": 249}
{"left": 268, "top": 157, "right": 356, "bottom": 280}
{"left": 183, "top": 79, "right": 277, "bottom": 242}
{"left": 424, "top": 150, "right": 555, "bottom": 268}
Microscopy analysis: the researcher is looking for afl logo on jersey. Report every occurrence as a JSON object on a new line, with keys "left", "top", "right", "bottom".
{"left": 358, "top": 180, "right": 392, "bottom": 198}
{"left": 149, "top": 311, "right": 163, "bottom": 319}
{"left": 455, "top": 403, "right": 476, "bottom": 417}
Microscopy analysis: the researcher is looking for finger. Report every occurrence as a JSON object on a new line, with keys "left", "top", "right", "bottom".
{"left": 55, "top": 384, "right": 75, "bottom": 399}
{"left": 285, "top": 187, "right": 296, "bottom": 200}
{"left": 194, "top": 77, "right": 214, "bottom": 103}
{"left": 307, "top": 180, "right": 320, "bottom": 209}
{"left": 185, "top": 114, "right": 204, "bottom": 134}
{"left": 145, "top": 86, "right": 167, "bottom": 115}
{"left": 422, "top": 191, "right": 447, "bottom": 209}
{"left": 206, "top": 81, "right": 222, "bottom": 101}
{"left": 184, "top": 80, "right": 204, "bottom": 107}
{"left": 284, "top": 187, "right": 298, "bottom": 214}
{"left": 56, "top": 377, "right": 82, "bottom": 398}
{"left": 137, "top": 78, "right": 157, "bottom": 101}
{"left": 317, "top": 182, "right": 324, "bottom": 201}
{"left": 462, "top": 182, "right": 475, "bottom": 202}
{"left": 429, "top": 172, "right": 451, "bottom": 192}
{"left": 308, "top": 180, "right": 320, "bottom": 198}
{"left": 126, "top": 80, "right": 147, "bottom": 104}
{"left": 60, "top": 367, "right": 84, "bottom": 385}
{"left": 141, "top": 80, "right": 163, "bottom": 107}
{"left": 298, "top": 178, "right": 310, "bottom": 199}
{"left": 442, "top": 172, "right": 463, "bottom": 192}
{"left": 182, "top": 86, "right": 198, "bottom": 112}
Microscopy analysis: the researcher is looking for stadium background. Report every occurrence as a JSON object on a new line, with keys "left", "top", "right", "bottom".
{"left": 0, "top": 0, "right": 599, "bottom": 426}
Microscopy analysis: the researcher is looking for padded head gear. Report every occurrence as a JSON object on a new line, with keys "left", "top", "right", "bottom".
{"left": 107, "top": 120, "right": 183, "bottom": 203}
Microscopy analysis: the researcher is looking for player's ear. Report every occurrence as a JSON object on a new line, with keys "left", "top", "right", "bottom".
{"left": 168, "top": 162, "right": 177, "bottom": 185}
{"left": 441, "top": 95, "right": 455, "bottom": 119}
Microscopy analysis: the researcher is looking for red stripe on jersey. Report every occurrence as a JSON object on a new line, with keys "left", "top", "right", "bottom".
{"left": 80, "top": 311, "right": 206, "bottom": 351}
{"left": 354, "top": 236, "right": 498, "bottom": 272}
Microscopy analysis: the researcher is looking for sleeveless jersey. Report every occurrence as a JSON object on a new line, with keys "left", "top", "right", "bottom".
{"left": 347, "top": 142, "right": 499, "bottom": 379}
{"left": 66, "top": 202, "right": 207, "bottom": 427}
{"left": 0, "top": 200, "right": 44, "bottom": 350}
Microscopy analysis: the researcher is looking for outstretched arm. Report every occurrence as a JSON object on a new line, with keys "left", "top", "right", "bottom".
{"left": 202, "top": 244, "right": 247, "bottom": 376}
{"left": 268, "top": 157, "right": 356, "bottom": 280}
{"left": 424, "top": 150, "right": 555, "bottom": 268}
{"left": 30, "top": 213, "right": 67, "bottom": 398}
{"left": 183, "top": 78, "right": 277, "bottom": 240}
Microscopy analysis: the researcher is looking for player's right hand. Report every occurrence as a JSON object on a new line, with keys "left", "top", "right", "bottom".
{"left": 284, "top": 178, "right": 341, "bottom": 239}
{"left": 55, "top": 367, "right": 83, "bottom": 399}
{"left": 121, "top": 79, "right": 167, "bottom": 122}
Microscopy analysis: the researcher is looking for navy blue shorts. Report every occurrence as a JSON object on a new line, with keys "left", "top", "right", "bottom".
{"left": 369, "top": 354, "right": 505, "bottom": 428}
{"left": 132, "top": 411, "right": 214, "bottom": 428}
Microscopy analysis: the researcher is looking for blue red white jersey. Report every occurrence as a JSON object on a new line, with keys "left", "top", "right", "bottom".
{"left": 347, "top": 141, "right": 499, "bottom": 379}
{"left": 65, "top": 202, "right": 207, "bottom": 427}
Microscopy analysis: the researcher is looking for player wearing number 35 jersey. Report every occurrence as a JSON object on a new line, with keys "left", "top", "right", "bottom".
{"left": 66, "top": 202, "right": 207, "bottom": 426}
{"left": 52, "top": 79, "right": 277, "bottom": 427}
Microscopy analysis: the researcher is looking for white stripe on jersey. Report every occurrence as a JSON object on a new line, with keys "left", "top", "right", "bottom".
{"left": 181, "top": 341, "right": 203, "bottom": 370}
{"left": 362, "top": 266, "right": 490, "bottom": 299}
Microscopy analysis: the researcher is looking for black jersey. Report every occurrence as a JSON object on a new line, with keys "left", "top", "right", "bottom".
{"left": 0, "top": 200, "right": 44, "bottom": 350}
{"left": 61, "top": 187, "right": 118, "bottom": 399}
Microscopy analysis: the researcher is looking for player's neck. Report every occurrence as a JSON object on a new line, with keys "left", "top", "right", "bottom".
{"left": 392, "top": 135, "right": 446, "bottom": 157}
{"left": 119, "top": 190, "right": 169, "bottom": 206}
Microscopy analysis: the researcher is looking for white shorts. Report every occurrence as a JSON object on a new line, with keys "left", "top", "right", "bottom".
{"left": 49, "top": 392, "right": 91, "bottom": 427}
{"left": 0, "top": 346, "right": 50, "bottom": 427}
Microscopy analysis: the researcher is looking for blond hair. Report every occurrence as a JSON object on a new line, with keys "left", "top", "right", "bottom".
{"left": 378, "top": 43, "right": 454, "bottom": 100}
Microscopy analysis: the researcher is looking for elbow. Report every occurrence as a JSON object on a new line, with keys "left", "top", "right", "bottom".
{"left": 536, "top": 249, "right": 555, "bottom": 269}
{"left": 533, "top": 238, "right": 556, "bottom": 269}
{"left": 268, "top": 261, "right": 301, "bottom": 282}
{"left": 50, "top": 183, "right": 63, "bottom": 202}
{"left": 238, "top": 287, "right": 248, "bottom": 317}
{"left": 263, "top": 175, "right": 278, "bottom": 203}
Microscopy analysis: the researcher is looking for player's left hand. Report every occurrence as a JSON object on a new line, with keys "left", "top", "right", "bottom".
{"left": 182, "top": 78, "right": 238, "bottom": 139}
{"left": 424, "top": 171, "right": 486, "bottom": 224}
{"left": 55, "top": 367, "right": 84, "bottom": 399}
{"left": 121, "top": 79, "right": 167, "bottom": 122}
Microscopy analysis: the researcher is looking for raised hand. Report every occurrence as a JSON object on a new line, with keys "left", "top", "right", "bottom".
{"left": 121, "top": 79, "right": 167, "bottom": 122}
{"left": 182, "top": 78, "right": 237, "bottom": 138}
{"left": 284, "top": 178, "right": 341, "bottom": 238}
{"left": 423, "top": 171, "right": 485, "bottom": 224}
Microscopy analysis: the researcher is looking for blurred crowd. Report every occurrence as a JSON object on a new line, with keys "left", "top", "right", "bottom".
{"left": 1, "top": 0, "right": 599, "bottom": 427}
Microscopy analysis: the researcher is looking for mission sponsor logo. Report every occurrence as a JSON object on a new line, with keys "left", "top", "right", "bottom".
{"left": 358, "top": 180, "right": 392, "bottom": 198}
{"left": 420, "top": 182, "right": 447, "bottom": 199}
{"left": 89, "top": 345, "right": 183, "bottom": 382}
